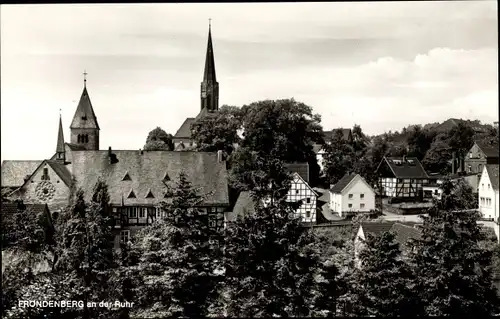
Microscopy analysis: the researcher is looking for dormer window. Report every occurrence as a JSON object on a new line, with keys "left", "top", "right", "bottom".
{"left": 145, "top": 190, "right": 155, "bottom": 198}
{"left": 122, "top": 172, "right": 131, "bottom": 181}
{"left": 163, "top": 172, "right": 171, "bottom": 182}
{"left": 127, "top": 190, "right": 136, "bottom": 199}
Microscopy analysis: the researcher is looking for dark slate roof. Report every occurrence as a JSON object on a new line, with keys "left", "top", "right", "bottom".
{"left": 360, "top": 221, "right": 396, "bottom": 237}
{"left": 330, "top": 173, "right": 357, "bottom": 194}
{"left": 1, "top": 161, "right": 43, "bottom": 187}
{"left": 70, "top": 87, "right": 100, "bottom": 130}
{"left": 390, "top": 223, "right": 422, "bottom": 247}
{"left": 476, "top": 140, "right": 499, "bottom": 159}
{"left": 56, "top": 116, "right": 65, "bottom": 153}
{"left": 1, "top": 203, "right": 49, "bottom": 217}
{"left": 324, "top": 128, "right": 352, "bottom": 141}
{"left": 486, "top": 164, "right": 499, "bottom": 191}
{"left": 284, "top": 163, "right": 309, "bottom": 183}
{"left": 70, "top": 150, "right": 229, "bottom": 206}
{"left": 46, "top": 161, "right": 72, "bottom": 187}
{"left": 174, "top": 118, "right": 196, "bottom": 139}
{"left": 226, "top": 191, "right": 256, "bottom": 222}
{"left": 66, "top": 143, "right": 87, "bottom": 151}
{"left": 378, "top": 157, "right": 429, "bottom": 179}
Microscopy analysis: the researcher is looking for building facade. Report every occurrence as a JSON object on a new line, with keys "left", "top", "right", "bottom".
{"left": 330, "top": 173, "right": 376, "bottom": 218}
{"left": 478, "top": 164, "right": 499, "bottom": 221}
{"left": 464, "top": 140, "right": 499, "bottom": 176}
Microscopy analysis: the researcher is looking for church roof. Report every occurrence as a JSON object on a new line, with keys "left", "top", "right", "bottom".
{"left": 203, "top": 25, "right": 217, "bottom": 83}
{"left": 1, "top": 161, "right": 43, "bottom": 187}
{"left": 56, "top": 116, "right": 65, "bottom": 153}
{"left": 70, "top": 87, "right": 100, "bottom": 130}
{"left": 66, "top": 143, "right": 87, "bottom": 151}
{"left": 45, "top": 161, "right": 73, "bottom": 187}
{"left": 70, "top": 150, "right": 229, "bottom": 206}
{"left": 173, "top": 118, "right": 196, "bottom": 139}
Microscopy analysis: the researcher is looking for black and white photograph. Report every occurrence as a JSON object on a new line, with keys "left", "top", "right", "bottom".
{"left": 1, "top": 1, "right": 499, "bottom": 317}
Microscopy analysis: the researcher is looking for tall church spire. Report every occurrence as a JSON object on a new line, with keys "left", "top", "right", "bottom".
{"left": 70, "top": 72, "right": 100, "bottom": 150}
{"left": 200, "top": 19, "right": 219, "bottom": 112}
{"left": 55, "top": 113, "right": 66, "bottom": 163}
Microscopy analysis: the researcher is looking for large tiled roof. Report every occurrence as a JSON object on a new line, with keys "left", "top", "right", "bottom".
{"left": 1, "top": 161, "right": 43, "bottom": 187}
{"left": 70, "top": 150, "right": 229, "bottom": 206}
{"left": 70, "top": 87, "right": 99, "bottom": 130}
{"left": 1, "top": 202, "right": 49, "bottom": 217}
{"left": 486, "top": 164, "right": 499, "bottom": 191}
{"left": 360, "top": 221, "right": 396, "bottom": 237}
{"left": 284, "top": 163, "right": 309, "bottom": 183}
{"left": 378, "top": 157, "right": 429, "bottom": 179}
{"left": 226, "top": 191, "right": 256, "bottom": 222}
{"left": 330, "top": 173, "right": 357, "bottom": 194}
{"left": 46, "top": 161, "right": 73, "bottom": 187}
{"left": 66, "top": 143, "right": 87, "bottom": 151}
{"left": 324, "top": 128, "right": 352, "bottom": 142}
{"left": 476, "top": 140, "right": 499, "bottom": 159}
{"left": 173, "top": 118, "right": 196, "bottom": 139}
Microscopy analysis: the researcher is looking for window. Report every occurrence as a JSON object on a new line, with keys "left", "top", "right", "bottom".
{"left": 348, "top": 204, "right": 353, "bottom": 208}
{"left": 306, "top": 211, "right": 311, "bottom": 218}
{"left": 128, "top": 207, "right": 137, "bottom": 218}
{"left": 360, "top": 193, "right": 364, "bottom": 199}
{"left": 348, "top": 194, "right": 353, "bottom": 199}
{"left": 156, "top": 207, "right": 163, "bottom": 219}
{"left": 306, "top": 198, "right": 311, "bottom": 204}
{"left": 295, "top": 190, "right": 299, "bottom": 194}
{"left": 481, "top": 197, "right": 485, "bottom": 206}
{"left": 120, "top": 230, "right": 130, "bottom": 243}
{"left": 360, "top": 203, "right": 365, "bottom": 209}
{"left": 468, "top": 165, "right": 472, "bottom": 173}
{"left": 488, "top": 184, "right": 491, "bottom": 190}
{"left": 139, "top": 208, "right": 146, "bottom": 218}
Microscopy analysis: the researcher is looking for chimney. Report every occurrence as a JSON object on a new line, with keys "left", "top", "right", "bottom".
{"left": 217, "top": 150, "right": 224, "bottom": 163}
{"left": 108, "top": 146, "right": 112, "bottom": 157}
{"left": 108, "top": 146, "right": 119, "bottom": 164}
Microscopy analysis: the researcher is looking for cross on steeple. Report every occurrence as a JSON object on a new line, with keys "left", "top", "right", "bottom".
{"left": 209, "top": 18, "right": 211, "bottom": 28}
{"left": 83, "top": 70, "right": 88, "bottom": 87}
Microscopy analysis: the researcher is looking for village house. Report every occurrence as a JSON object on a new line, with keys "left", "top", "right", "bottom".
{"left": 464, "top": 140, "right": 499, "bottom": 176}
{"left": 423, "top": 172, "right": 479, "bottom": 200}
{"left": 329, "top": 173, "right": 376, "bottom": 218}
{"left": 478, "top": 164, "right": 499, "bottom": 222}
{"left": 226, "top": 163, "right": 318, "bottom": 225}
{"left": 1, "top": 24, "right": 230, "bottom": 247}
{"left": 375, "top": 156, "right": 429, "bottom": 203}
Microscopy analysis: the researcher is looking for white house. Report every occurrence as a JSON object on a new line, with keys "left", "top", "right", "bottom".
{"left": 478, "top": 164, "right": 499, "bottom": 222}
{"left": 330, "top": 173, "right": 376, "bottom": 218}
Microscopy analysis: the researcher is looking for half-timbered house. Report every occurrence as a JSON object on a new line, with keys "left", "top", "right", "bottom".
{"left": 375, "top": 156, "right": 429, "bottom": 202}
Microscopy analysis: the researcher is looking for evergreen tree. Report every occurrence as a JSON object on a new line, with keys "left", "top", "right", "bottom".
{"left": 224, "top": 159, "right": 320, "bottom": 317}
{"left": 408, "top": 179, "right": 500, "bottom": 316}
{"left": 323, "top": 129, "right": 356, "bottom": 185}
{"left": 352, "top": 232, "right": 420, "bottom": 317}
{"left": 130, "top": 171, "right": 220, "bottom": 318}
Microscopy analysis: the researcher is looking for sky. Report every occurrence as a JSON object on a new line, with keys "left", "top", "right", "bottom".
{"left": 1, "top": 2, "right": 498, "bottom": 161}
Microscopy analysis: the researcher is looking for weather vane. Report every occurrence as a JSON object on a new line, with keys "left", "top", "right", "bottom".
{"left": 83, "top": 70, "right": 88, "bottom": 86}
{"left": 209, "top": 18, "right": 211, "bottom": 28}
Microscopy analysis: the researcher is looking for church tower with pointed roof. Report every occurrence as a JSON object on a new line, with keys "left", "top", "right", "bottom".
{"left": 70, "top": 72, "right": 100, "bottom": 150}
{"left": 200, "top": 21, "right": 219, "bottom": 113}
{"left": 55, "top": 114, "right": 66, "bottom": 163}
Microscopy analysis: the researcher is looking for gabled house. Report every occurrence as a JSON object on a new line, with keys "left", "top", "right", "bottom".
{"left": 465, "top": 140, "right": 499, "bottom": 176}
{"left": 375, "top": 156, "right": 429, "bottom": 202}
{"left": 478, "top": 164, "right": 499, "bottom": 222}
{"left": 330, "top": 173, "right": 376, "bottom": 218}
{"left": 225, "top": 163, "right": 318, "bottom": 225}
{"left": 423, "top": 172, "right": 480, "bottom": 200}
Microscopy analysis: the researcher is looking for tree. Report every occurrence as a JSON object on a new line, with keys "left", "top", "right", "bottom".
{"left": 191, "top": 105, "right": 242, "bottom": 156}
{"left": 55, "top": 179, "right": 116, "bottom": 319}
{"left": 422, "top": 134, "right": 453, "bottom": 174}
{"left": 323, "top": 129, "right": 356, "bottom": 185}
{"left": 448, "top": 121, "right": 475, "bottom": 160}
{"left": 239, "top": 98, "right": 324, "bottom": 186}
{"left": 351, "top": 124, "right": 368, "bottom": 156}
{"left": 406, "top": 125, "right": 435, "bottom": 161}
{"left": 408, "top": 179, "right": 500, "bottom": 316}
{"left": 224, "top": 159, "right": 320, "bottom": 317}
{"left": 143, "top": 127, "right": 174, "bottom": 151}
{"left": 130, "top": 171, "right": 220, "bottom": 318}
{"left": 351, "top": 232, "right": 420, "bottom": 316}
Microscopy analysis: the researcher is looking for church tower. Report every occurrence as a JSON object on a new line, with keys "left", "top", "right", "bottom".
{"left": 200, "top": 20, "right": 219, "bottom": 112}
{"left": 70, "top": 72, "right": 100, "bottom": 150}
{"left": 55, "top": 114, "right": 66, "bottom": 163}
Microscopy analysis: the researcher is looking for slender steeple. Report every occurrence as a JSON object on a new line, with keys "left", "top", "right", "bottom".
{"left": 70, "top": 71, "right": 100, "bottom": 150}
{"left": 200, "top": 19, "right": 219, "bottom": 112}
{"left": 56, "top": 112, "right": 66, "bottom": 163}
